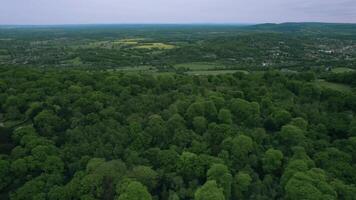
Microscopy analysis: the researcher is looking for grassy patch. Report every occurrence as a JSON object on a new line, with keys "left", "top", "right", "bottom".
{"left": 118, "top": 38, "right": 145, "bottom": 42}
{"left": 112, "top": 69, "right": 175, "bottom": 76}
{"left": 331, "top": 67, "right": 355, "bottom": 73}
{"left": 134, "top": 43, "right": 175, "bottom": 50}
{"left": 114, "top": 38, "right": 145, "bottom": 45}
{"left": 185, "top": 70, "right": 248, "bottom": 76}
{"left": 116, "top": 66, "right": 154, "bottom": 72}
{"left": 175, "top": 62, "right": 224, "bottom": 70}
{"left": 69, "top": 57, "right": 83, "bottom": 65}
{"left": 316, "top": 79, "right": 352, "bottom": 92}
{"left": 82, "top": 39, "right": 175, "bottom": 50}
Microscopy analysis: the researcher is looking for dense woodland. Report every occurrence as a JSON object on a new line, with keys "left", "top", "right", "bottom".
{"left": 0, "top": 23, "right": 356, "bottom": 200}
{"left": 0, "top": 67, "right": 356, "bottom": 200}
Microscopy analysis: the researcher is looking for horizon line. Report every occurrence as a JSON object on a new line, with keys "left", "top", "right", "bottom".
{"left": 1, "top": 21, "right": 356, "bottom": 27}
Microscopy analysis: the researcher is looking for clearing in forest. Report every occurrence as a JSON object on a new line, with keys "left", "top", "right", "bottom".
{"left": 134, "top": 42, "right": 175, "bottom": 49}
{"left": 316, "top": 79, "right": 352, "bottom": 92}
{"left": 331, "top": 67, "right": 355, "bottom": 74}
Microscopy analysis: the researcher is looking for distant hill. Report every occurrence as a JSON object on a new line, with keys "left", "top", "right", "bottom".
{"left": 246, "top": 22, "right": 356, "bottom": 35}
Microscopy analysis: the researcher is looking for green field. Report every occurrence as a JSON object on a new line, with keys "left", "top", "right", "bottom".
{"left": 117, "top": 38, "right": 145, "bottom": 42}
{"left": 115, "top": 41, "right": 138, "bottom": 45}
{"left": 65, "top": 57, "right": 83, "bottom": 65}
{"left": 185, "top": 70, "right": 248, "bottom": 75}
{"left": 114, "top": 38, "right": 145, "bottom": 45}
{"left": 331, "top": 67, "right": 355, "bottom": 73}
{"left": 134, "top": 42, "right": 175, "bottom": 49}
{"left": 116, "top": 66, "right": 154, "bottom": 72}
{"left": 85, "top": 38, "right": 145, "bottom": 48}
{"left": 88, "top": 39, "right": 175, "bottom": 50}
{"left": 175, "top": 62, "right": 224, "bottom": 70}
{"left": 316, "top": 79, "right": 352, "bottom": 92}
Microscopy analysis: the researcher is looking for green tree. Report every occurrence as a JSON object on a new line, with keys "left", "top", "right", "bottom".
{"left": 230, "top": 98, "right": 260, "bottom": 127}
{"left": 43, "top": 156, "right": 64, "bottom": 174}
{"left": 233, "top": 172, "right": 252, "bottom": 200}
{"left": 157, "top": 149, "right": 179, "bottom": 172}
{"left": 117, "top": 181, "right": 152, "bottom": 200}
{"left": 330, "top": 179, "right": 356, "bottom": 200}
{"left": 218, "top": 109, "right": 232, "bottom": 124}
{"left": 285, "top": 169, "right": 336, "bottom": 200}
{"left": 11, "top": 158, "right": 28, "bottom": 177}
{"left": 222, "top": 135, "right": 254, "bottom": 169}
{"left": 186, "top": 102, "right": 205, "bottom": 121}
{"left": 207, "top": 163, "right": 232, "bottom": 200}
{"left": 47, "top": 185, "right": 68, "bottom": 200}
{"left": 203, "top": 101, "right": 218, "bottom": 121}
{"left": 177, "top": 152, "right": 205, "bottom": 180}
{"left": 86, "top": 158, "right": 106, "bottom": 173}
{"left": 278, "top": 125, "right": 306, "bottom": 150}
{"left": 11, "top": 125, "right": 37, "bottom": 144}
{"left": 10, "top": 178, "right": 46, "bottom": 200}
{"left": 314, "top": 147, "right": 355, "bottom": 184}
{"left": 145, "top": 114, "right": 167, "bottom": 146}
{"left": 265, "top": 109, "right": 292, "bottom": 131}
{"left": 0, "top": 159, "right": 11, "bottom": 190}
{"left": 290, "top": 117, "right": 308, "bottom": 131}
{"left": 129, "top": 166, "right": 158, "bottom": 192}
{"left": 262, "top": 148, "right": 284, "bottom": 174}
{"left": 33, "top": 110, "right": 63, "bottom": 137}
{"left": 167, "top": 114, "right": 186, "bottom": 132}
{"left": 193, "top": 116, "right": 207, "bottom": 134}
{"left": 195, "top": 180, "right": 225, "bottom": 200}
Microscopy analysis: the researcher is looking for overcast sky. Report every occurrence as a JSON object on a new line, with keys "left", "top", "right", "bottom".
{"left": 1, "top": 0, "right": 355, "bottom": 25}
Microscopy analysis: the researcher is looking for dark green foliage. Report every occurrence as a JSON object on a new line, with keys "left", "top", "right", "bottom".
{"left": 207, "top": 164, "right": 232, "bottom": 200}
{"left": 218, "top": 109, "right": 232, "bottom": 124}
{"left": 0, "top": 66, "right": 355, "bottom": 199}
{"left": 230, "top": 98, "right": 261, "bottom": 127}
{"left": 222, "top": 135, "right": 254, "bottom": 169}
{"left": 194, "top": 181, "right": 225, "bottom": 200}
{"left": 117, "top": 180, "right": 152, "bottom": 200}
{"left": 262, "top": 148, "right": 284, "bottom": 174}
{"left": 128, "top": 166, "right": 158, "bottom": 192}
{"left": 233, "top": 172, "right": 252, "bottom": 200}
{"left": 265, "top": 109, "right": 292, "bottom": 131}
{"left": 278, "top": 125, "right": 307, "bottom": 152}
{"left": 177, "top": 152, "right": 205, "bottom": 180}
{"left": 285, "top": 169, "right": 337, "bottom": 200}
{"left": 192, "top": 116, "right": 207, "bottom": 134}
{"left": 0, "top": 159, "right": 11, "bottom": 190}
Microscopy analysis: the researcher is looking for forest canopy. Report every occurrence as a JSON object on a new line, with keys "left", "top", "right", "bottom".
{"left": 0, "top": 67, "right": 355, "bottom": 200}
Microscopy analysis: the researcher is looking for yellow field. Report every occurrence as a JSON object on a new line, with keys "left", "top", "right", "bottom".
{"left": 134, "top": 43, "right": 175, "bottom": 49}
{"left": 114, "top": 41, "right": 138, "bottom": 45}
{"left": 115, "top": 38, "right": 145, "bottom": 45}
{"left": 83, "top": 38, "right": 175, "bottom": 50}
{"left": 118, "top": 38, "right": 145, "bottom": 42}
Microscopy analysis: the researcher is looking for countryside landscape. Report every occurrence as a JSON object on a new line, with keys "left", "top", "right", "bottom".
{"left": 1, "top": 1, "right": 356, "bottom": 200}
